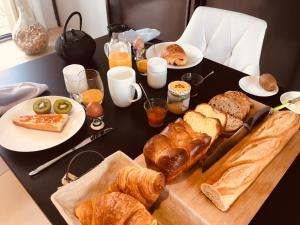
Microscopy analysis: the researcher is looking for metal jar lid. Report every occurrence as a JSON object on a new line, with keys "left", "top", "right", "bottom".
{"left": 168, "top": 80, "right": 191, "bottom": 96}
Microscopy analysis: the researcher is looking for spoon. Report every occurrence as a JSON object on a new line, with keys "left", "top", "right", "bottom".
{"left": 139, "top": 83, "right": 152, "bottom": 107}
{"left": 202, "top": 70, "right": 215, "bottom": 82}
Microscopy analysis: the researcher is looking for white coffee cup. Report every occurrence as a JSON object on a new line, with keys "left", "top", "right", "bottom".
{"left": 107, "top": 66, "right": 142, "bottom": 107}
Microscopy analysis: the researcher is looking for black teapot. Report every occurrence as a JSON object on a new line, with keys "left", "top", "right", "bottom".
{"left": 55, "top": 12, "right": 96, "bottom": 63}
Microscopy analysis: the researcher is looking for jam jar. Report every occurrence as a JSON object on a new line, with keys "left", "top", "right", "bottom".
{"left": 167, "top": 81, "right": 191, "bottom": 114}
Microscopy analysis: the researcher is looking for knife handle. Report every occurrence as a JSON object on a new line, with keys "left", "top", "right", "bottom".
{"left": 244, "top": 106, "right": 271, "bottom": 131}
{"left": 273, "top": 102, "right": 289, "bottom": 111}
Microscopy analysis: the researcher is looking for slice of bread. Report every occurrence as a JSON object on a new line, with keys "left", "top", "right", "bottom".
{"left": 195, "top": 103, "right": 227, "bottom": 129}
{"left": 224, "top": 91, "right": 253, "bottom": 107}
{"left": 224, "top": 114, "right": 243, "bottom": 132}
{"left": 209, "top": 94, "right": 247, "bottom": 120}
{"left": 183, "top": 111, "right": 222, "bottom": 143}
{"left": 13, "top": 114, "right": 69, "bottom": 132}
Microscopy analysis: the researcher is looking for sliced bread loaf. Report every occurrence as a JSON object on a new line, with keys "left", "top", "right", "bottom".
{"left": 195, "top": 103, "right": 227, "bottom": 129}
{"left": 183, "top": 111, "right": 222, "bottom": 143}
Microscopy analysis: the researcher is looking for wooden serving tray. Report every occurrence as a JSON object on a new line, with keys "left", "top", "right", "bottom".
{"left": 135, "top": 100, "right": 300, "bottom": 225}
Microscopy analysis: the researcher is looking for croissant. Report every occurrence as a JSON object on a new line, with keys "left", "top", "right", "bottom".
{"left": 75, "top": 192, "right": 157, "bottom": 225}
{"left": 161, "top": 44, "right": 187, "bottom": 66}
{"left": 108, "top": 166, "right": 165, "bottom": 209}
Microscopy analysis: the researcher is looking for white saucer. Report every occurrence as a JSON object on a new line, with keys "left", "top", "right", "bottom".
{"left": 239, "top": 76, "right": 279, "bottom": 97}
{"left": 280, "top": 91, "right": 300, "bottom": 114}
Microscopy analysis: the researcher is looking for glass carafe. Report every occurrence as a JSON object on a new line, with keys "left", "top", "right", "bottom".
{"left": 104, "top": 32, "right": 132, "bottom": 68}
{"left": 13, "top": 0, "right": 49, "bottom": 55}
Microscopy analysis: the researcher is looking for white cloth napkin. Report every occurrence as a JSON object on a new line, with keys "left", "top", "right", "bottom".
{"left": 0, "top": 82, "right": 48, "bottom": 115}
{"left": 124, "top": 28, "right": 160, "bottom": 43}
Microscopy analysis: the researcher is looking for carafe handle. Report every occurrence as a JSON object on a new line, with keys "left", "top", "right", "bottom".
{"left": 104, "top": 42, "right": 109, "bottom": 57}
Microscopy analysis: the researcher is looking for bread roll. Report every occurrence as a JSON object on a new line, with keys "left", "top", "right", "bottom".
{"left": 201, "top": 111, "right": 300, "bottom": 211}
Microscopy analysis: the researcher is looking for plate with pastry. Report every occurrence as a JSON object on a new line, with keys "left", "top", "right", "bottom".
{"left": 239, "top": 75, "right": 279, "bottom": 97}
{"left": 0, "top": 96, "right": 85, "bottom": 152}
{"left": 146, "top": 42, "right": 203, "bottom": 69}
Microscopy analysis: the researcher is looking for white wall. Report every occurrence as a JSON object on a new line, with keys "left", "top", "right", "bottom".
{"left": 29, "top": 0, "right": 57, "bottom": 29}
{"left": 56, "top": 0, "right": 108, "bottom": 39}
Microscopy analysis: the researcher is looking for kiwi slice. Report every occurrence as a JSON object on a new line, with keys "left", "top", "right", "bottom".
{"left": 33, "top": 98, "right": 51, "bottom": 114}
{"left": 53, "top": 99, "right": 72, "bottom": 114}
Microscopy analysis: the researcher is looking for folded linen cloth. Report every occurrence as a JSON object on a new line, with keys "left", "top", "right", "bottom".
{"left": 124, "top": 28, "right": 160, "bottom": 43}
{"left": 0, "top": 82, "right": 48, "bottom": 115}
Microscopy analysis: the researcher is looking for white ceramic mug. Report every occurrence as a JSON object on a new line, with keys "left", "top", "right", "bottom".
{"left": 107, "top": 66, "right": 142, "bottom": 107}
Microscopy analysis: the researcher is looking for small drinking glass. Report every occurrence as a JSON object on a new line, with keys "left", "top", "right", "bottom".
{"left": 144, "top": 98, "right": 168, "bottom": 128}
{"left": 77, "top": 69, "right": 105, "bottom": 105}
{"left": 181, "top": 73, "right": 204, "bottom": 97}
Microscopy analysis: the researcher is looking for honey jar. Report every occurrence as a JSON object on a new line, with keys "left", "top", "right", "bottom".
{"left": 167, "top": 81, "right": 191, "bottom": 114}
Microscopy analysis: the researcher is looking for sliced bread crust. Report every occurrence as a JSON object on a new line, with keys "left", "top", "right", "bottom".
{"left": 195, "top": 103, "right": 227, "bottom": 129}
{"left": 224, "top": 114, "right": 243, "bottom": 132}
{"left": 183, "top": 111, "right": 222, "bottom": 143}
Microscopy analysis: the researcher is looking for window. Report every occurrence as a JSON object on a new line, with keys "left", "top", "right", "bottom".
{"left": 0, "top": 0, "right": 17, "bottom": 40}
{"left": 0, "top": 1, "right": 11, "bottom": 35}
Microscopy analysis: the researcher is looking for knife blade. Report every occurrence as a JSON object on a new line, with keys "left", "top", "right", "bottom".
{"left": 202, "top": 106, "right": 271, "bottom": 172}
{"left": 29, "top": 127, "right": 113, "bottom": 176}
{"left": 273, "top": 96, "right": 300, "bottom": 111}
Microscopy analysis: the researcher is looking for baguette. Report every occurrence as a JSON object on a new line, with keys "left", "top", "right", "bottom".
{"left": 201, "top": 111, "right": 300, "bottom": 211}
{"left": 13, "top": 114, "right": 69, "bottom": 132}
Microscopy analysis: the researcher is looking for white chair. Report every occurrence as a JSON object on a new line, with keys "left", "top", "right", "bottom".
{"left": 177, "top": 6, "right": 267, "bottom": 76}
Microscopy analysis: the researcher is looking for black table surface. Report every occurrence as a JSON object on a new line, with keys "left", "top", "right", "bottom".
{"left": 0, "top": 36, "right": 299, "bottom": 225}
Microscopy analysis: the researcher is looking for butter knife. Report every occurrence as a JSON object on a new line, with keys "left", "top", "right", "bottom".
{"left": 273, "top": 96, "right": 300, "bottom": 111}
{"left": 29, "top": 127, "right": 113, "bottom": 176}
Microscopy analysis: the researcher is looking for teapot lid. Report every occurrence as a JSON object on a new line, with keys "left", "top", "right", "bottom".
{"left": 65, "top": 29, "right": 85, "bottom": 42}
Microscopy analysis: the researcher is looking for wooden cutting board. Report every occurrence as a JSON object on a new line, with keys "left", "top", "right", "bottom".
{"left": 135, "top": 100, "right": 300, "bottom": 225}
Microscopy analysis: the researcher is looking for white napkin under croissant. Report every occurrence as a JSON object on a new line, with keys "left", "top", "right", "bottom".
{"left": 0, "top": 82, "right": 48, "bottom": 115}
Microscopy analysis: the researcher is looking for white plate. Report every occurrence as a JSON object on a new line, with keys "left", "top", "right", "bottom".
{"left": 239, "top": 76, "right": 279, "bottom": 97}
{"left": 0, "top": 96, "right": 85, "bottom": 152}
{"left": 280, "top": 91, "right": 300, "bottom": 114}
{"left": 146, "top": 42, "right": 203, "bottom": 69}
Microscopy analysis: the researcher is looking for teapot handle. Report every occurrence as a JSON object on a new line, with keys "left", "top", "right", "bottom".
{"left": 63, "top": 11, "right": 82, "bottom": 42}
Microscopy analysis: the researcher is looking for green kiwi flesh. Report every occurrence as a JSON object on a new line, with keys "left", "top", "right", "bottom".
{"left": 33, "top": 99, "right": 51, "bottom": 114}
{"left": 53, "top": 99, "right": 72, "bottom": 114}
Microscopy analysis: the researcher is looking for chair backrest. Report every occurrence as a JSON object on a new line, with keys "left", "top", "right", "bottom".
{"left": 178, "top": 6, "right": 267, "bottom": 75}
{"left": 106, "top": 0, "right": 199, "bottom": 41}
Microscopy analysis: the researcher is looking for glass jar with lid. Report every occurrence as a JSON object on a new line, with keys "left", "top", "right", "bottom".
{"left": 167, "top": 81, "right": 191, "bottom": 114}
